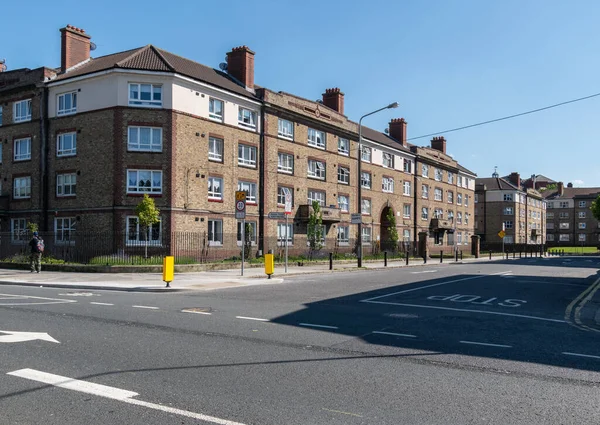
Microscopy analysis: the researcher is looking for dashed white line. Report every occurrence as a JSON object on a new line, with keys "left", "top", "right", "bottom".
{"left": 236, "top": 316, "right": 269, "bottom": 322}
{"left": 183, "top": 310, "right": 212, "bottom": 315}
{"left": 562, "top": 352, "right": 600, "bottom": 360}
{"left": 299, "top": 323, "right": 338, "bottom": 330}
{"left": 90, "top": 302, "right": 114, "bottom": 306}
{"left": 372, "top": 331, "right": 416, "bottom": 338}
{"left": 460, "top": 340, "right": 512, "bottom": 348}
{"left": 132, "top": 305, "right": 159, "bottom": 310}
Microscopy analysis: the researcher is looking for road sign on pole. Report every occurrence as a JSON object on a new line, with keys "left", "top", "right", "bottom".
{"left": 497, "top": 230, "right": 506, "bottom": 239}
{"left": 284, "top": 188, "right": 292, "bottom": 215}
{"left": 351, "top": 213, "right": 362, "bottom": 224}
{"left": 268, "top": 212, "right": 285, "bottom": 219}
{"left": 235, "top": 191, "right": 246, "bottom": 220}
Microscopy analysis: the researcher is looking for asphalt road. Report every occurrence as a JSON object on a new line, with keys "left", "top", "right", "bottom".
{"left": 1, "top": 257, "right": 599, "bottom": 424}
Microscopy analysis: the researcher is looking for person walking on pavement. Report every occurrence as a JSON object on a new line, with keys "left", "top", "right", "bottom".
{"left": 29, "top": 231, "right": 44, "bottom": 273}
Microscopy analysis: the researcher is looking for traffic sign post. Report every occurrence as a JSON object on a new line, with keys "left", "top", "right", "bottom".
{"left": 351, "top": 213, "right": 362, "bottom": 224}
{"left": 498, "top": 223, "right": 506, "bottom": 254}
{"left": 235, "top": 191, "right": 247, "bottom": 276}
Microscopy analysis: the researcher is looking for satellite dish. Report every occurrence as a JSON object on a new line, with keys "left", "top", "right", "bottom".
{"left": 384, "top": 128, "right": 389, "bottom": 134}
{"left": 90, "top": 42, "right": 97, "bottom": 51}
{"left": 219, "top": 62, "right": 228, "bottom": 71}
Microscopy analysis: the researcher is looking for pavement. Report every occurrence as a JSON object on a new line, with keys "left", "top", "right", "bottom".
{"left": 0, "top": 255, "right": 511, "bottom": 292}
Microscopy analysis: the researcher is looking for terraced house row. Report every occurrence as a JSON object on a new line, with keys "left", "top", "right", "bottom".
{"left": 0, "top": 24, "right": 476, "bottom": 260}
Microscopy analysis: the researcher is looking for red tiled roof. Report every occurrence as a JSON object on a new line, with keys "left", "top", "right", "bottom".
{"left": 52, "top": 45, "right": 256, "bottom": 99}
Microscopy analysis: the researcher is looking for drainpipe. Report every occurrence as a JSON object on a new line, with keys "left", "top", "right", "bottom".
{"left": 258, "top": 95, "right": 266, "bottom": 256}
{"left": 39, "top": 84, "right": 50, "bottom": 231}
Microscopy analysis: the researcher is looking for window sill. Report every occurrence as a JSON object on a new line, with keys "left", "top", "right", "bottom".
{"left": 127, "top": 149, "right": 163, "bottom": 153}
{"left": 208, "top": 158, "right": 224, "bottom": 163}
{"left": 57, "top": 111, "right": 77, "bottom": 116}
{"left": 278, "top": 134, "right": 294, "bottom": 141}
{"left": 278, "top": 170, "right": 294, "bottom": 175}
{"left": 127, "top": 193, "right": 163, "bottom": 197}
{"left": 308, "top": 144, "right": 326, "bottom": 150}
{"left": 238, "top": 163, "right": 257, "bottom": 169}
{"left": 13, "top": 159, "right": 32, "bottom": 163}
{"left": 57, "top": 195, "right": 76, "bottom": 199}
{"left": 57, "top": 153, "right": 77, "bottom": 158}
{"left": 209, "top": 116, "right": 224, "bottom": 123}
{"left": 208, "top": 198, "right": 223, "bottom": 203}
{"left": 308, "top": 176, "right": 326, "bottom": 181}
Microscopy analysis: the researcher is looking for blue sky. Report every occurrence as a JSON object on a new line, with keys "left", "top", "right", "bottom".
{"left": 4, "top": 0, "right": 599, "bottom": 186}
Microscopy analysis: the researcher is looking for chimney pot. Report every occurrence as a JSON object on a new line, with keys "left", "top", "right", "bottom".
{"left": 322, "top": 87, "right": 345, "bottom": 114}
{"left": 388, "top": 117, "right": 408, "bottom": 147}
{"left": 60, "top": 24, "right": 91, "bottom": 73}
{"left": 431, "top": 136, "right": 447, "bottom": 154}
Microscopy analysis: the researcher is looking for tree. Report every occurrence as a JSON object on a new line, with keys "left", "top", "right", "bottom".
{"left": 591, "top": 194, "right": 600, "bottom": 222}
{"left": 26, "top": 222, "right": 39, "bottom": 234}
{"left": 307, "top": 201, "right": 324, "bottom": 259}
{"left": 135, "top": 194, "right": 160, "bottom": 258}
{"left": 241, "top": 222, "right": 254, "bottom": 260}
{"left": 385, "top": 208, "right": 399, "bottom": 252}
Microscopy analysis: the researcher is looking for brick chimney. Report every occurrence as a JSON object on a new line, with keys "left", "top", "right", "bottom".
{"left": 508, "top": 172, "right": 521, "bottom": 188}
{"left": 557, "top": 182, "right": 564, "bottom": 196}
{"left": 322, "top": 88, "right": 344, "bottom": 114}
{"left": 388, "top": 118, "right": 407, "bottom": 147}
{"left": 431, "top": 136, "right": 447, "bottom": 154}
{"left": 226, "top": 46, "right": 255, "bottom": 90}
{"left": 60, "top": 25, "right": 92, "bottom": 73}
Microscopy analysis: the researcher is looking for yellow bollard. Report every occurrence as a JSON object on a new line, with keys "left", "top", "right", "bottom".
{"left": 264, "top": 253, "right": 274, "bottom": 279}
{"left": 163, "top": 256, "right": 174, "bottom": 287}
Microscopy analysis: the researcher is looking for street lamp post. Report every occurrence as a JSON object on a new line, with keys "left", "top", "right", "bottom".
{"left": 357, "top": 102, "right": 399, "bottom": 267}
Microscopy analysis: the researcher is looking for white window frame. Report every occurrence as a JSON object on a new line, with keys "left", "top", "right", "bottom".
{"left": 422, "top": 164, "right": 429, "bottom": 178}
{"left": 504, "top": 193, "right": 513, "bottom": 201}
{"left": 55, "top": 217, "right": 76, "bottom": 245}
{"left": 337, "top": 225, "right": 350, "bottom": 245}
{"left": 57, "top": 132, "right": 77, "bottom": 157}
{"left": 464, "top": 195, "right": 469, "bottom": 207}
{"left": 382, "top": 177, "right": 394, "bottom": 193}
{"left": 422, "top": 184, "right": 429, "bottom": 199}
{"left": 207, "top": 219, "right": 223, "bottom": 246}
{"left": 403, "top": 158, "right": 412, "bottom": 173}
{"left": 238, "top": 107, "right": 257, "bottom": 130}
{"left": 127, "top": 170, "right": 162, "bottom": 194}
{"left": 308, "top": 159, "right": 326, "bottom": 180}
{"left": 126, "top": 215, "right": 163, "bottom": 246}
{"left": 208, "top": 97, "right": 224, "bottom": 122}
{"left": 504, "top": 207, "right": 513, "bottom": 215}
{"left": 57, "top": 173, "right": 76, "bottom": 197}
{"left": 434, "top": 188, "right": 443, "bottom": 201}
{"left": 434, "top": 168, "right": 443, "bottom": 181}
{"left": 208, "top": 137, "right": 224, "bottom": 162}
{"left": 338, "top": 195, "right": 349, "bottom": 212}
{"left": 278, "top": 152, "right": 294, "bottom": 174}
{"left": 457, "top": 212, "right": 463, "bottom": 224}
{"left": 447, "top": 172, "right": 454, "bottom": 184}
{"left": 448, "top": 191, "right": 454, "bottom": 204}
{"left": 277, "top": 186, "right": 293, "bottom": 206}
{"left": 504, "top": 220, "right": 513, "bottom": 229}
{"left": 238, "top": 181, "right": 257, "bottom": 204}
{"left": 127, "top": 126, "right": 162, "bottom": 152}
{"left": 559, "top": 201, "right": 569, "bottom": 208}
{"left": 208, "top": 176, "right": 223, "bottom": 200}
{"left": 238, "top": 144, "right": 257, "bottom": 167}
{"left": 338, "top": 138, "right": 349, "bottom": 155}
{"left": 11, "top": 218, "right": 28, "bottom": 243}
{"left": 277, "top": 223, "right": 293, "bottom": 245}
{"left": 579, "top": 233, "right": 586, "bottom": 242}
{"left": 457, "top": 193, "right": 463, "bottom": 205}
{"left": 559, "top": 234, "right": 570, "bottom": 242}
{"left": 546, "top": 234, "right": 555, "bottom": 241}
{"left": 579, "top": 201, "right": 586, "bottom": 208}
{"left": 13, "top": 176, "right": 31, "bottom": 199}
{"left": 403, "top": 181, "right": 411, "bottom": 196}
{"left": 421, "top": 207, "right": 428, "bottom": 220}
{"left": 128, "top": 83, "right": 162, "bottom": 107}
{"left": 361, "top": 226, "right": 372, "bottom": 244}
{"left": 14, "top": 99, "right": 32, "bottom": 123}
{"left": 361, "top": 146, "right": 371, "bottom": 162}
{"left": 579, "top": 222, "right": 586, "bottom": 229}
{"left": 307, "top": 128, "right": 326, "bottom": 149}
{"left": 361, "top": 172, "right": 371, "bottom": 189}
{"left": 579, "top": 211, "right": 586, "bottom": 218}
{"left": 403, "top": 204, "right": 411, "bottom": 218}
{"left": 237, "top": 221, "right": 257, "bottom": 245}
{"left": 361, "top": 198, "right": 371, "bottom": 215}
{"left": 307, "top": 190, "right": 326, "bottom": 207}
{"left": 278, "top": 118, "right": 294, "bottom": 140}
{"left": 338, "top": 166, "right": 350, "bottom": 184}
{"left": 57, "top": 91, "right": 77, "bottom": 116}
{"left": 13, "top": 137, "right": 31, "bottom": 161}
{"left": 383, "top": 152, "right": 393, "bottom": 168}
{"left": 559, "top": 222, "right": 570, "bottom": 229}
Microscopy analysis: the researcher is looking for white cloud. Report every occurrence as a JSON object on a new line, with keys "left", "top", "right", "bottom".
{"left": 572, "top": 179, "right": 584, "bottom": 186}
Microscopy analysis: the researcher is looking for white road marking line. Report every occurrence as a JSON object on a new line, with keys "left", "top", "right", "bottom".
{"left": 235, "top": 316, "right": 269, "bottom": 322}
{"left": 299, "top": 323, "right": 338, "bottom": 329}
{"left": 460, "top": 340, "right": 512, "bottom": 348}
{"left": 0, "top": 293, "right": 76, "bottom": 306}
{"left": 410, "top": 270, "right": 438, "bottom": 274}
{"left": 363, "top": 300, "right": 566, "bottom": 323}
{"left": 90, "top": 302, "right": 114, "bottom": 306}
{"left": 361, "top": 272, "right": 510, "bottom": 302}
{"left": 516, "top": 280, "right": 584, "bottom": 287}
{"left": 183, "top": 310, "right": 212, "bottom": 315}
{"left": 372, "top": 331, "right": 416, "bottom": 338}
{"left": 132, "top": 305, "right": 159, "bottom": 310}
{"left": 7, "top": 368, "right": 247, "bottom": 425}
{"left": 562, "top": 352, "right": 600, "bottom": 360}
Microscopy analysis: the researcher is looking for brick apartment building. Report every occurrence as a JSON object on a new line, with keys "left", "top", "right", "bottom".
{"left": 543, "top": 182, "right": 600, "bottom": 246}
{"left": 475, "top": 172, "right": 546, "bottom": 246}
{"left": 0, "top": 24, "right": 476, "bottom": 261}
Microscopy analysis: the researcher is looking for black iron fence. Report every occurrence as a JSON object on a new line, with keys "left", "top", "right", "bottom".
{"left": 480, "top": 241, "right": 546, "bottom": 255}
{"left": 0, "top": 231, "right": 426, "bottom": 265}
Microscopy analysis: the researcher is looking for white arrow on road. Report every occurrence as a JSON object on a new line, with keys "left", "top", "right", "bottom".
{"left": 0, "top": 331, "right": 59, "bottom": 344}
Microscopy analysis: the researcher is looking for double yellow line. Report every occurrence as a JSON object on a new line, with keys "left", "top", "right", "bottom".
{"left": 565, "top": 275, "right": 600, "bottom": 332}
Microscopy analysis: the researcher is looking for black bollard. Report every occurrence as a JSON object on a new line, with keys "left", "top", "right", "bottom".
{"left": 406, "top": 252, "right": 409, "bottom": 266}
{"left": 460, "top": 251, "right": 463, "bottom": 261}
{"left": 489, "top": 250, "right": 492, "bottom": 260}
{"left": 455, "top": 250, "right": 459, "bottom": 262}
{"left": 384, "top": 251, "right": 388, "bottom": 267}
{"left": 329, "top": 252, "right": 333, "bottom": 270}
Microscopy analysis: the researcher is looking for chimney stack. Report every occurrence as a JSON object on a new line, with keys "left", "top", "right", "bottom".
{"left": 0, "top": 59, "right": 6, "bottom": 73}
{"left": 508, "top": 172, "right": 521, "bottom": 188}
{"left": 557, "top": 182, "right": 564, "bottom": 196}
{"left": 322, "top": 88, "right": 344, "bottom": 114}
{"left": 567, "top": 182, "right": 573, "bottom": 188}
{"left": 388, "top": 118, "right": 407, "bottom": 147}
{"left": 226, "top": 46, "right": 255, "bottom": 90}
{"left": 60, "top": 25, "right": 92, "bottom": 73}
{"left": 431, "top": 136, "right": 447, "bottom": 154}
